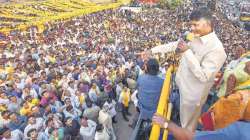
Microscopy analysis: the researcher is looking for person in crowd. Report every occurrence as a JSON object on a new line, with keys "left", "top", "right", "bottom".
{"left": 83, "top": 100, "right": 101, "bottom": 122}
{"left": 19, "top": 101, "right": 32, "bottom": 116}
{"left": 27, "top": 128, "right": 48, "bottom": 140}
{"left": 119, "top": 86, "right": 131, "bottom": 121}
{"left": 137, "top": 58, "right": 164, "bottom": 120}
{"left": 115, "top": 82, "right": 123, "bottom": 101}
{"left": 88, "top": 83, "right": 101, "bottom": 104}
{"left": 7, "top": 95, "right": 21, "bottom": 113}
{"left": 7, "top": 112, "right": 27, "bottom": 132}
{"left": 0, "top": 92, "right": 9, "bottom": 108}
{"left": 80, "top": 116, "right": 97, "bottom": 140}
{"left": 98, "top": 104, "right": 116, "bottom": 140}
{"left": 129, "top": 90, "right": 140, "bottom": 128}
{"left": 40, "top": 91, "right": 52, "bottom": 107}
{"left": 48, "top": 127, "right": 64, "bottom": 140}
{"left": 23, "top": 115, "right": 44, "bottom": 138}
{"left": 94, "top": 124, "right": 110, "bottom": 140}
{"left": 0, "top": 111, "right": 10, "bottom": 128}
{"left": 63, "top": 117, "right": 81, "bottom": 139}
{"left": 218, "top": 48, "right": 249, "bottom": 97}
{"left": 200, "top": 53, "right": 250, "bottom": 130}
{"left": 0, "top": 127, "right": 24, "bottom": 140}
{"left": 63, "top": 105, "right": 81, "bottom": 120}
{"left": 30, "top": 106, "right": 44, "bottom": 118}
{"left": 103, "top": 98, "right": 117, "bottom": 123}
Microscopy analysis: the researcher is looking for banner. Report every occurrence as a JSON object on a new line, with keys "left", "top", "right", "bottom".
{"left": 0, "top": 0, "right": 131, "bottom": 35}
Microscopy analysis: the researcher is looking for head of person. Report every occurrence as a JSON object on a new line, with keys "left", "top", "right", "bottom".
{"left": 63, "top": 90, "right": 71, "bottom": 97}
{"left": 42, "top": 91, "right": 50, "bottom": 98}
{"left": 48, "top": 127, "right": 59, "bottom": 137}
{"left": 28, "top": 115, "right": 36, "bottom": 125}
{"left": 9, "top": 112, "right": 18, "bottom": 122}
{"left": 31, "top": 106, "right": 40, "bottom": 115}
{"left": 44, "top": 105, "right": 51, "bottom": 114}
{"left": 91, "top": 83, "right": 97, "bottom": 89}
{"left": 68, "top": 81, "right": 74, "bottom": 88}
{"left": 1, "top": 110, "right": 10, "bottom": 120}
{"left": 86, "top": 99, "right": 93, "bottom": 108}
{"left": 0, "top": 92, "right": 7, "bottom": 99}
{"left": 22, "top": 101, "right": 30, "bottom": 109}
{"left": 96, "top": 123, "right": 103, "bottom": 132}
{"left": 25, "top": 95, "right": 32, "bottom": 103}
{"left": 64, "top": 117, "right": 73, "bottom": 127}
{"left": 123, "top": 86, "right": 128, "bottom": 92}
{"left": 64, "top": 98, "right": 71, "bottom": 106}
{"left": 45, "top": 117, "right": 54, "bottom": 127}
{"left": 234, "top": 46, "right": 246, "bottom": 59}
{"left": 146, "top": 58, "right": 159, "bottom": 76}
{"left": 9, "top": 95, "right": 17, "bottom": 103}
{"left": 80, "top": 116, "right": 88, "bottom": 127}
{"left": 27, "top": 128, "right": 38, "bottom": 139}
{"left": 0, "top": 127, "right": 11, "bottom": 139}
{"left": 66, "top": 105, "right": 74, "bottom": 113}
{"left": 14, "top": 77, "right": 21, "bottom": 84}
{"left": 189, "top": 7, "right": 213, "bottom": 37}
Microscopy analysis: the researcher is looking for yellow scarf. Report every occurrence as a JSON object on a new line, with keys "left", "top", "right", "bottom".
{"left": 79, "top": 95, "right": 85, "bottom": 105}
{"left": 122, "top": 90, "right": 130, "bottom": 107}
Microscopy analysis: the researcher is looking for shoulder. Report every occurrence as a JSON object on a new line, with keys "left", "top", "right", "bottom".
{"left": 210, "top": 43, "right": 227, "bottom": 59}
{"left": 204, "top": 33, "right": 226, "bottom": 59}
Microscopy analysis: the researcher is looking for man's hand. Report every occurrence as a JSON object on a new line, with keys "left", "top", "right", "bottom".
{"left": 152, "top": 113, "right": 167, "bottom": 128}
{"left": 177, "top": 39, "right": 189, "bottom": 53}
{"left": 225, "top": 74, "right": 237, "bottom": 96}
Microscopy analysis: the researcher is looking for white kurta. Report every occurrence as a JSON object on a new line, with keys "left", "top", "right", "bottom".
{"left": 80, "top": 120, "right": 97, "bottom": 140}
{"left": 151, "top": 32, "right": 227, "bottom": 130}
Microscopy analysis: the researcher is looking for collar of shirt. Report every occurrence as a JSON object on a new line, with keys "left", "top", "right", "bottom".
{"left": 200, "top": 31, "right": 216, "bottom": 44}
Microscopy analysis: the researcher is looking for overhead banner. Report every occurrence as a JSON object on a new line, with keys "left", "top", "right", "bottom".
{"left": 0, "top": 0, "right": 131, "bottom": 35}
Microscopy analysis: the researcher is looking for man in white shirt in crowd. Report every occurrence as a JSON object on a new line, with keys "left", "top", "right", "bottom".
{"left": 0, "top": 111, "right": 10, "bottom": 128}
{"left": 0, "top": 127, "right": 23, "bottom": 140}
{"left": 103, "top": 98, "right": 117, "bottom": 123}
{"left": 98, "top": 105, "right": 116, "bottom": 140}
{"left": 144, "top": 7, "right": 227, "bottom": 131}
{"left": 80, "top": 116, "right": 97, "bottom": 140}
{"left": 7, "top": 95, "right": 21, "bottom": 113}
{"left": 24, "top": 115, "right": 44, "bottom": 139}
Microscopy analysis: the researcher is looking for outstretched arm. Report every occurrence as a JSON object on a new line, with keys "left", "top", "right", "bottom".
{"left": 152, "top": 113, "right": 194, "bottom": 140}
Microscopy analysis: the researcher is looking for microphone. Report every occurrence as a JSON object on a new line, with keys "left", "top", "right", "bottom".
{"left": 181, "top": 31, "right": 194, "bottom": 42}
{"left": 175, "top": 31, "right": 194, "bottom": 53}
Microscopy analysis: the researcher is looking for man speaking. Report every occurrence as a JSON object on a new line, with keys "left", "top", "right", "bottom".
{"left": 144, "top": 7, "right": 227, "bottom": 131}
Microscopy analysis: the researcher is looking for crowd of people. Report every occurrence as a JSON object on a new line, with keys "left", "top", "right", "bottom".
{"left": 0, "top": 1, "right": 249, "bottom": 140}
